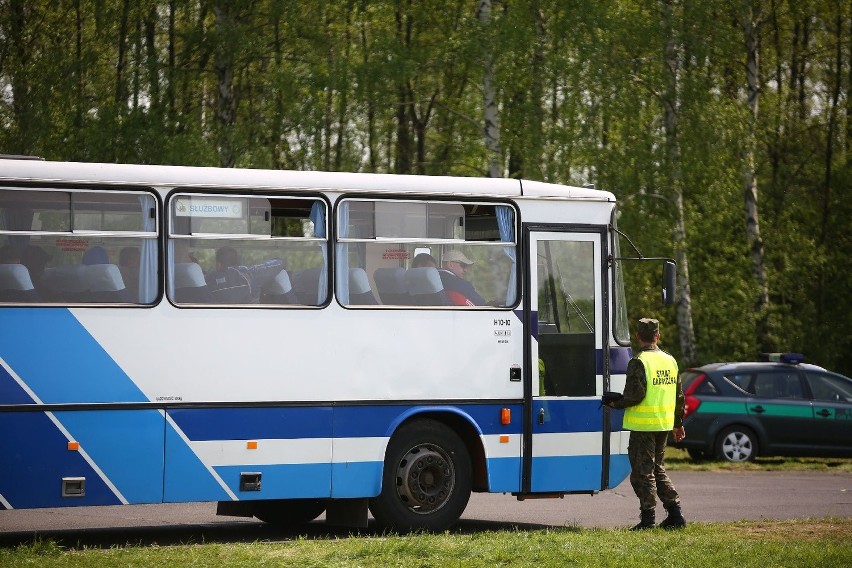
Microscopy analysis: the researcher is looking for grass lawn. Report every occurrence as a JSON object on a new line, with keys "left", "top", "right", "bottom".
{"left": 2, "top": 517, "right": 849, "bottom": 567}
{"left": 665, "top": 448, "right": 852, "bottom": 472}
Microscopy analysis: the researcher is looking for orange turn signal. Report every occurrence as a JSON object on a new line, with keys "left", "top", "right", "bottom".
{"left": 247, "top": 441, "right": 258, "bottom": 450}
{"left": 500, "top": 408, "right": 511, "bottom": 425}
{"left": 67, "top": 441, "right": 80, "bottom": 451}
{"left": 499, "top": 435, "right": 510, "bottom": 444}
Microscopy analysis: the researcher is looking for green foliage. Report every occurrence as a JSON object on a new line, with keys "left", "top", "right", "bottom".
{"left": 1, "top": 0, "right": 850, "bottom": 373}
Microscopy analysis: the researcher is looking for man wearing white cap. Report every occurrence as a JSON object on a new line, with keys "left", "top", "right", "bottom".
{"left": 439, "top": 249, "right": 486, "bottom": 306}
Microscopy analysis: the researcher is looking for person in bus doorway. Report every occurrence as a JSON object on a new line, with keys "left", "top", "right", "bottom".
{"left": 438, "top": 249, "right": 486, "bottom": 306}
{"left": 603, "top": 317, "right": 686, "bottom": 530}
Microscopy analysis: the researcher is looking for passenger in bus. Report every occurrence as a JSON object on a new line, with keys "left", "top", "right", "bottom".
{"left": 206, "top": 246, "right": 283, "bottom": 304}
{"left": 118, "top": 246, "right": 140, "bottom": 297}
{"left": 0, "top": 243, "right": 20, "bottom": 264}
{"left": 21, "top": 244, "right": 51, "bottom": 292}
{"left": 82, "top": 245, "right": 109, "bottom": 265}
{"left": 438, "top": 250, "right": 486, "bottom": 306}
{"left": 206, "top": 246, "right": 252, "bottom": 303}
{"left": 412, "top": 252, "right": 437, "bottom": 268}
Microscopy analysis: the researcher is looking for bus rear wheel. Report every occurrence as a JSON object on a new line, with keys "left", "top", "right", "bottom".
{"left": 252, "top": 499, "right": 326, "bottom": 527}
{"left": 370, "top": 420, "right": 471, "bottom": 532}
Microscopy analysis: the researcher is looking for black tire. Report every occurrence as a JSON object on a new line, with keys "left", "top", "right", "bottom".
{"left": 715, "top": 425, "right": 758, "bottom": 463}
{"left": 252, "top": 499, "right": 326, "bottom": 526}
{"left": 686, "top": 448, "right": 708, "bottom": 461}
{"left": 369, "top": 419, "right": 472, "bottom": 532}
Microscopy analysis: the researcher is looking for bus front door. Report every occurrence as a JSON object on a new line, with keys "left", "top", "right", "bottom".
{"left": 524, "top": 228, "right": 608, "bottom": 493}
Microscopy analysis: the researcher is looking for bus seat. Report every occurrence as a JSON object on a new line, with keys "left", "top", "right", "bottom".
{"left": 173, "top": 262, "right": 214, "bottom": 303}
{"left": 405, "top": 267, "right": 449, "bottom": 306}
{"left": 373, "top": 267, "right": 408, "bottom": 305}
{"left": 291, "top": 267, "right": 322, "bottom": 304}
{"left": 348, "top": 267, "right": 378, "bottom": 305}
{"left": 0, "top": 264, "right": 40, "bottom": 302}
{"left": 41, "top": 264, "right": 89, "bottom": 301}
{"left": 86, "top": 264, "right": 133, "bottom": 302}
{"left": 263, "top": 269, "right": 299, "bottom": 304}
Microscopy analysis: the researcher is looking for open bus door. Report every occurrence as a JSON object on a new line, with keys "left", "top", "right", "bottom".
{"left": 522, "top": 226, "right": 610, "bottom": 494}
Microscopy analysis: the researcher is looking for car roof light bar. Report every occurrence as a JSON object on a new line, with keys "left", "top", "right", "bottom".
{"left": 765, "top": 352, "right": 806, "bottom": 365}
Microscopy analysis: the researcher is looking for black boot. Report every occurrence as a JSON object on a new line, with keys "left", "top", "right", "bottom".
{"left": 659, "top": 504, "right": 687, "bottom": 530}
{"left": 630, "top": 509, "right": 655, "bottom": 530}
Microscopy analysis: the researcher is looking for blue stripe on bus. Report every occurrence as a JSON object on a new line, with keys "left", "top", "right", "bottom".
{"left": 0, "top": 308, "right": 148, "bottom": 404}
{"left": 214, "top": 464, "right": 332, "bottom": 499}
{"left": 607, "top": 454, "right": 631, "bottom": 490}
{"left": 608, "top": 407, "right": 624, "bottom": 431}
{"left": 333, "top": 404, "right": 524, "bottom": 438}
{"left": 170, "top": 407, "right": 334, "bottom": 441}
{"left": 332, "top": 461, "right": 383, "bottom": 498}
{"left": 0, "top": 411, "right": 123, "bottom": 508}
{"left": 487, "top": 457, "right": 522, "bottom": 492}
{"left": 0, "top": 362, "right": 35, "bottom": 405}
{"left": 171, "top": 404, "right": 524, "bottom": 442}
{"left": 531, "top": 455, "right": 603, "bottom": 492}
{"left": 533, "top": 399, "right": 606, "bottom": 434}
{"left": 605, "top": 346, "right": 632, "bottom": 375}
{"left": 163, "top": 422, "right": 233, "bottom": 503}
{"left": 54, "top": 410, "right": 165, "bottom": 504}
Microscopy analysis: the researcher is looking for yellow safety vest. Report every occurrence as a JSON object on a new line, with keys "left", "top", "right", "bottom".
{"left": 622, "top": 349, "right": 679, "bottom": 431}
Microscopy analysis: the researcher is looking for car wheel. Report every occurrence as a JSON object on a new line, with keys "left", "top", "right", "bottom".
{"left": 715, "top": 426, "right": 758, "bottom": 463}
{"left": 369, "top": 419, "right": 471, "bottom": 532}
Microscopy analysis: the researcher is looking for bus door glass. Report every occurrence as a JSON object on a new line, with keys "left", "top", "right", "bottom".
{"left": 526, "top": 229, "right": 605, "bottom": 492}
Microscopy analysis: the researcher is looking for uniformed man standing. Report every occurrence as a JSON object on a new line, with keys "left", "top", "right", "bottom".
{"left": 604, "top": 318, "right": 687, "bottom": 530}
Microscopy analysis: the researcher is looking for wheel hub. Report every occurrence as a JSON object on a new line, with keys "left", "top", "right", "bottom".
{"left": 396, "top": 445, "right": 455, "bottom": 513}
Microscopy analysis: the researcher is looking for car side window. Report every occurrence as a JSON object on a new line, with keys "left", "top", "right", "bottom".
{"left": 804, "top": 372, "right": 852, "bottom": 403}
{"left": 751, "top": 372, "right": 804, "bottom": 400}
{"left": 724, "top": 373, "right": 753, "bottom": 394}
{"left": 695, "top": 379, "right": 719, "bottom": 395}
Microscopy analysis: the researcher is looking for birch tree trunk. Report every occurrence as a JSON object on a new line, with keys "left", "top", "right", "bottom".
{"left": 478, "top": 0, "right": 501, "bottom": 178}
{"left": 741, "top": 1, "right": 773, "bottom": 351}
{"left": 661, "top": 0, "right": 697, "bottom": 365}
{"left": 213, "top": 1, "right": 236, "bottom": 168}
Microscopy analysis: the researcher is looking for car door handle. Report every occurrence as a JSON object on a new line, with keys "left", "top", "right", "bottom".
{"left": 816, "top": 409, "right": 832, "bottom": 418}
{"left": 750, "top": 405, "right": 766, "bottom": 414}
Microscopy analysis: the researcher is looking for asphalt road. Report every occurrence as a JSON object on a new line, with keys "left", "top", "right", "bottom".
{"left": 0, "top": 471, "right": 849, "bottom": 546}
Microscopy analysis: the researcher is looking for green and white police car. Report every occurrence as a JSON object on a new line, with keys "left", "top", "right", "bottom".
{"left": 675, "top": 354, "right": 852, "bottom": 462}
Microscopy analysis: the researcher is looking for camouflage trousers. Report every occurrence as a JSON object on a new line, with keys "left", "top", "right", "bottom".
{"left": 627, "top": 430, "right": 680, "bottom": 512}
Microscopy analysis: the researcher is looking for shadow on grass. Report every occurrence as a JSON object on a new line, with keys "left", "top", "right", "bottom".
{"left": 0, "top": 517, "right": 571, "bottom": 551}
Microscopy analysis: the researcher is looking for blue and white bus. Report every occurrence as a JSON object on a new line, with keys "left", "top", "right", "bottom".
{"left": 0, "top": 158, "right": 673, "bottom": 531}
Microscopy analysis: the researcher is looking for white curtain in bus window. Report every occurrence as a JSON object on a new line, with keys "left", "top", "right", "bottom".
{"left": 536, "top": 240, "right": 596, "bottom": 397}
{"left": 0, "top": 188, "right": 158, "bottom": 305}
{"left": 168, "top": 194, "right": 327, "bottom": 307}
{"left": 336, "top": 198, "right": 515, "bottom": 308}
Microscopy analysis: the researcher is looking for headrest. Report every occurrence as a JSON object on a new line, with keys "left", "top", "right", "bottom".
{"left": 174, "top": 262, "right": 206, "bottom": 289}
{"left": 373, "top": 267, "right": 406, "bottom": 293}
{"left": 0, "top": 264, "right": 35, "bottom": 291}
{"left": 348, "top": 268, "right": 371, "bottom": 295}
{"left": 405, "top": 267, "right": 443, "bottom": 295}
{"left": 85, "top": 264, "right": 125, "bottom": 292}
{"left": 265, "top": 269, "right": 293, "bottom": 295}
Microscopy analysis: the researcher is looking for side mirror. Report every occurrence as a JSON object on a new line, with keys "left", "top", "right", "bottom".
{"left": 662, "top": 261, "right": 676, "bottom": 305}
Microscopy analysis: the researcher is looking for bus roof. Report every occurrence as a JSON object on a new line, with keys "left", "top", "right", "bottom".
{"left": 0, "top": 158, "right": 616, "bottom": 201}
